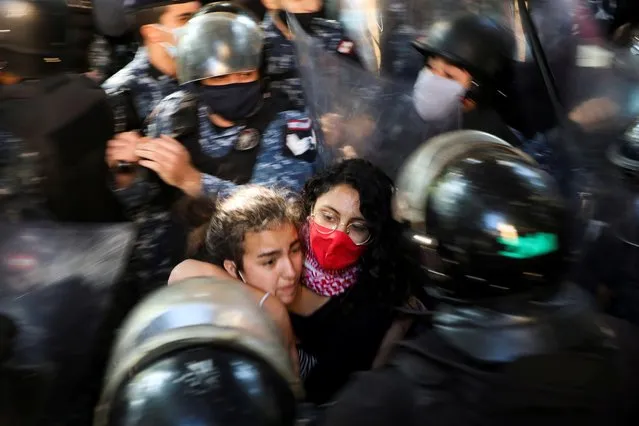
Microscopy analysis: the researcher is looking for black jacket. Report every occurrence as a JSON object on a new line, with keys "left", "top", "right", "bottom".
{"left": 0, "top": 74, "right": 125, "bottom": 222}
{"left": 321, "top": 283, "right": 639, "bottom": 426}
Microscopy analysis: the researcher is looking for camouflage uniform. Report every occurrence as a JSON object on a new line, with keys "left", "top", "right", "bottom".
{"left": 89, "top": 35, "right": 139, "bottom": 83}
{"left": 148, "top": 90, "right": 317, "bottom": 195}
{"left": 103, "top": 47, "right": 182, "bottom": 295}
{"left": 102, "top": 47, "right": 179, "bottom": 123}
{"left": 115, "top": 90, "right": 317, "bottom": 292}
{"left": 262, "top": 13, "right": 359, "bottom": 110}
{"left": 88, "top": 35, "right": 112, "bottom": 82}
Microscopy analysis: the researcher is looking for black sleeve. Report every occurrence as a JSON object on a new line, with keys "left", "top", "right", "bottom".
{"left": 302, "top": 306, "right": 394, "bottom": 404}
{"left": 319, "top": 369, "right": 415, "bottom": 426}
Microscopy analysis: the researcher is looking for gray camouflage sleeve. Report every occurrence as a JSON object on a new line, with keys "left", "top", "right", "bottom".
{"left": 110, "top": 173, "right": 161, "bottom": 212}
{"left": 108, "top": 96, "right": 178, "bottom": 212}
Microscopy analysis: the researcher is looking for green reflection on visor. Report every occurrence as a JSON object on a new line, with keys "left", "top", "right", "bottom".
{"left": 497, "top": 233, "right": 559, "bottom": 259}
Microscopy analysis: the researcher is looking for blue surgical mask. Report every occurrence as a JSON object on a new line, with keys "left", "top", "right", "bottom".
{"left": 197, "top": 81, "right": 263, "bottom": 122}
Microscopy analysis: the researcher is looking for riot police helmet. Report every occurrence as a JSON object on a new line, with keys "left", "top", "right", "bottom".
{"left": 106, "top": 345, "right": 296, "bottom": 426}
{"left": 0, "top": 0, "right": 96, "bottom": 77}
{"left": 393, "top": 130, "right": 569, "bottom": 303}
{"left": 94, "top": 277, "right": 303, "bottom": 426}
{"left": 0, "top": 0, "right": 67, "bottom": 78}
{"left": 193, "top": 0, "right": 258, "bottom": 20}
{"left": 176, "top": 1, "right": 263, "bottom": 84}
{"left": 412, "top": 13, "right": 516, "bottom": 91}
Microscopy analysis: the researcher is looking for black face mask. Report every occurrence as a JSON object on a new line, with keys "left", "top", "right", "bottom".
{"left": 197, "top": 81, "right": 262, "bottom": 122}
{"left": 278, "top": 10, "right": 324, "bottom": 33}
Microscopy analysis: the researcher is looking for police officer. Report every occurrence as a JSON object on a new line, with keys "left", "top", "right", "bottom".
{"left": 102, "top": 0, "right": 201, "bottom": 157}
{"left": 409, "top": 12, "right": 604, "bottom": 197}
{"left": 261, "top": 0, "right": 360, "bottom": 109}
{"left": 411, "top": 13, "right": 520, "bottom": 145}
{"left": 103, "top": 0, "right": 201, "bottom": 296}
{"left": 112, "top": 2, "right": 316, "bottom": 295}
{"left": 320, "top": 130, "right": 639, "bottom": 426}
{"left": 336, "top": 13, "right": 521, "bottom": 183}
{"left": 0, "top": 0, "right": 124, "bottom": 222}
{"left": 94, "top": 277, "right": 302, "bottom": 426}
{"left": 141, "top": 2, "right": 317, "bottom": 197}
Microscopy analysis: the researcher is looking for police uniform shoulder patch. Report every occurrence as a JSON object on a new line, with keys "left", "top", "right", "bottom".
{"left": 285, "top": 118, "right": 316, "bottom": 158}
{"left": 235, "top": 128, "right": 260, "bottom": 151}
{"left": 337, "top": 40, "right": 355, "bottom": 55}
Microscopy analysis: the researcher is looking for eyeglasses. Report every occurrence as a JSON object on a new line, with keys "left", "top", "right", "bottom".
{"left": 311, "top": 211, "right": 371, "bottom": 246}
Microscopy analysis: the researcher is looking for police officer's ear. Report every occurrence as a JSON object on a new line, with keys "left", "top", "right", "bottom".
{"left": 223, "top": 260, "right": 240, "bottom": 279}
{"left": 261, "top": 0, "right": 280, "bottom": 11}
{"left": 139, "top": 24, "right": 164, "bottom": 44}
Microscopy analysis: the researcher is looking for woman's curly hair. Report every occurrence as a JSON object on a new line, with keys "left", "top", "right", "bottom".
{"left": 205, "top": 185, "right": 303, "bottom": 270}
{"left": 301, "top": 159, "right": 412, "bottom": 306}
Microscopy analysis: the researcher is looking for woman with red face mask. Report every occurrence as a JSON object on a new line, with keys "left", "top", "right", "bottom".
{"left": 169, "top": 159, "right": 420, "bottom": 404}
{"left": 284, "top": 158, "right": 420, "bottom": 404}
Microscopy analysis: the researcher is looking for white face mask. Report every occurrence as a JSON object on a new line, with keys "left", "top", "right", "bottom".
{"left": 153, "top": 25, "right": 181, "bottom": 58}
{"left": 412, "top": 68, "right": 465, "bottom": 121}
{"left": 160, "top": 43, "right": 177, "bottom": 58}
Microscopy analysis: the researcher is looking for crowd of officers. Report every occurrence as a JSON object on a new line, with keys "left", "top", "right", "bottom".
{"left": 2, "top": 0, "right": 639, "bottom": 425}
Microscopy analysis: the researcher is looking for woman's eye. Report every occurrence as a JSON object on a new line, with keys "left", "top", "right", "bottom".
{"left": 262, "top": 259, "right": 276, "bottom": 267}
{"left": 321, "top": 212, "right": 336, "bottom": 222}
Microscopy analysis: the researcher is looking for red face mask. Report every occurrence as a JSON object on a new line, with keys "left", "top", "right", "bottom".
{"left": 309, "top": 221, "right": 366, "bottom": 270}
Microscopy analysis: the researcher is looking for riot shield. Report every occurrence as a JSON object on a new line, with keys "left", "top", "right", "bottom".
{"left": 521, "top": 0, "right": 639, "bottom": 323}
{"left": 0, "top": 222, "right": 135, "bottom": 426}
{"left": 294, "top": 2, "right": 603, "bottom": 232}
{"left": 288, "top": 12, "right": 465, "bottom": 180}
{"left": 525, "top": 0, "right": 639, "bottom": 230}
{"left": 291, "top": 1, "right": 595, "bottom": 182}
{"left": 329, "top": 0, "right": 515, "bottom": 76}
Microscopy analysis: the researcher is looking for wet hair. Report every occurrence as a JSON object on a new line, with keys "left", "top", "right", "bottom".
{"left": 302, "top": 159, "right": 412, "bottom": 305}
{"left": 205, "top": 186, "right": 303, "bottom": 270}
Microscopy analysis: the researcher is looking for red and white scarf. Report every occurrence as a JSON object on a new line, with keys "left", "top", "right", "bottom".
{"left": 302, "top": 227, "right": 359, "bottom": 297}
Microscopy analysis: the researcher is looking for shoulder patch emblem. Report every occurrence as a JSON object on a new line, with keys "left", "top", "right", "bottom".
{"left": 337, "top": 40, "right": 354, "bottom": 55}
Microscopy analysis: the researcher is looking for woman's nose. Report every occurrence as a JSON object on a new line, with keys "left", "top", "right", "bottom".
{"left": 281, "top": 256, "right": 297, "bottom": 278}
